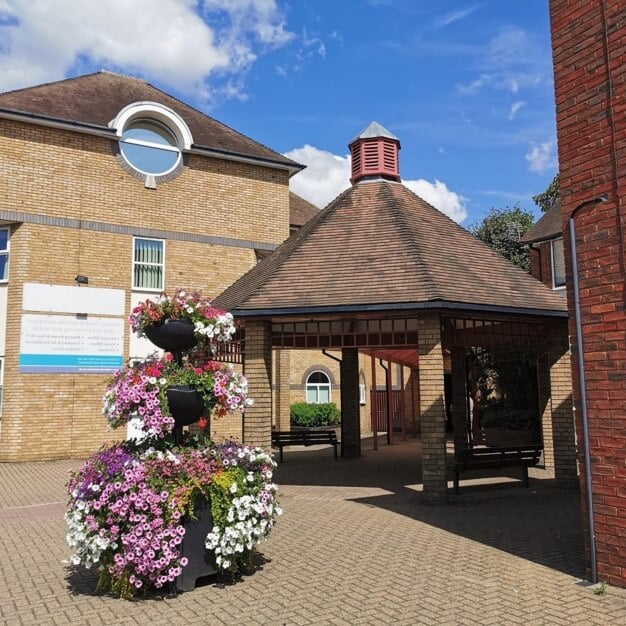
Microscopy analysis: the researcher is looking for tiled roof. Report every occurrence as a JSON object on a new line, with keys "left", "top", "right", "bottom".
{"left": 215, "top": 180, "right": 568, "bottom": 317}
{"left": 289, "top": 192, "right": 319, "bottom": 227}
{"left": 0, "top": 71, "right": 301, "bottom": 169}
{"left": 520, "top": 203, "right": 562, "bottom": 243}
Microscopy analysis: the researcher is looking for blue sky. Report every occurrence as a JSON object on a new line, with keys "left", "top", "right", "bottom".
{"left": 0, "top": 0, "right": 557, "bottom": 226}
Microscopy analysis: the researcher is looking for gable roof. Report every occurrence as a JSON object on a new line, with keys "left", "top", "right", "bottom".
{"left": 289, "top": 192, "right": 319, "bottom": 228}
{"left": 0, "top": 71, "right": 301, "bottom": 172}
{"left": 215, "top": 180, "right": 568, "bottom": 317}
{"left": 520, "top": 203, "right": 562, "bottom": 244}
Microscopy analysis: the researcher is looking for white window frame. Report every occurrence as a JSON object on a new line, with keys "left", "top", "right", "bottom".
{"left": 305, "top": 370, "right": 331, "bottom": 404}
{"left": 359, "top": 373, "right": 367, "bottom": 405}
{"left": 132, "top": 237, "right": 165, "bottom": 292}
{"left": 0, "top": 227, "right": 9, "bottom": 283}
{"left": 551, "top": 237, "right": 566, "bottom": 289}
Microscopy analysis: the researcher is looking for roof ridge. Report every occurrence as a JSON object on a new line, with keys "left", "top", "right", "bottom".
{"left": 137, "top": 76, "right": 299, "bottom": 166}
{"left": 215, "top": 188, "right": 350, "bottom": 310}
{"left": 380, "top": 183, "right": 441, "bottom": 300}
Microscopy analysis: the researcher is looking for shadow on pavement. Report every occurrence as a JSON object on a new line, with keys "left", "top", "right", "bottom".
{"left": 273, "top": 437, "right": 585, "bottom": 579}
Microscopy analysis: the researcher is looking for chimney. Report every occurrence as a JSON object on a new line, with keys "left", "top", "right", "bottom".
{"left": 348, "top": 121, "right": 400, "bottom": 184}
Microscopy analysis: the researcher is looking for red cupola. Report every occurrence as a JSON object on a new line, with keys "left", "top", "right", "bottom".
{"left": 348, "top": 121, "right": 401, "bottom": 184}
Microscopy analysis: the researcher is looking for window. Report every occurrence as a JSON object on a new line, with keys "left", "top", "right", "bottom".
{"left": 551, "top": 237, "right": 566, "bottom": 288}
{"left": 120, "top": 119, "right": 181, "bottom": 176}
{"left": 111, "top": 102, "right": 193, "bottom": 186}
{"left": 133, "top": 238, "right": 164, "bottom": 291}
{"left": 0, "top": 228, "right": 8, "bottom": 281}
{"left": 306, "top": 371, "right": 331, "bottom": 403}
{"left": 359, "top": 373, "right": 367, "bottom": 405}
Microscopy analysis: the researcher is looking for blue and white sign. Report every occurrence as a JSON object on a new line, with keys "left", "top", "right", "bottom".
{"left": 19, "top": 314, "right": 124, "bottom": 373}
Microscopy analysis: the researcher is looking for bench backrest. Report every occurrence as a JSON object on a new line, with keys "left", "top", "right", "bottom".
{"left": 272, "top": 430, "right": 338, "bottom": 444}
{"left": 456, "top": 445, "right": 542, "bottom": 468}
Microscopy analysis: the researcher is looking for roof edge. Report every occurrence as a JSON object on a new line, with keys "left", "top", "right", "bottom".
{"left": 0, "top": 107, "right": 303, "bottom": 175}
{"left": 229, "top": 299, "right": 569, "bottom": 319}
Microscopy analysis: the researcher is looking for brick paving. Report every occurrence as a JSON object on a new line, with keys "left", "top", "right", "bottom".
{"left": 1, "top": 438, "right": 626, "bottom": 625}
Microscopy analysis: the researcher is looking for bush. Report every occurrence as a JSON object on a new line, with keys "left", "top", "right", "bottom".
{"left": 290, "top": 402, "right": 340, "bottom": 428}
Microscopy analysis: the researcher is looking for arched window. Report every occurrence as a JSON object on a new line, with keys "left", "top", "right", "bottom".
{"left": 306, "top": 371, "right": 331, "bottom": 403}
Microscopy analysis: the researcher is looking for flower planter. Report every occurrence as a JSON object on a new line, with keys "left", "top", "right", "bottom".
{"left": 176, "top": 495, "right": 217, "bottom": 592}
{"left": 166, "top": 385, "right": 205, "bottom": 427}
{"left": 145, "top": 319, "right": 197, "bottom": 353}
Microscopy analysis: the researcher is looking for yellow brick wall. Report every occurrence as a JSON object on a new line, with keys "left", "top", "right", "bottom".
{"left": 0, "top": 120, "right": 289, "bottom": 461}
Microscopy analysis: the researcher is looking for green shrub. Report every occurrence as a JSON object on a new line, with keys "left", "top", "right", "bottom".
{"left": 290, "top": 402, "right": 340, "bottom": 428}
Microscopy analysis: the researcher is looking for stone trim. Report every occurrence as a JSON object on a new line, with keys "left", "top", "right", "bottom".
{"left": 0, "top": 210, "right": 278, "bottom": 252}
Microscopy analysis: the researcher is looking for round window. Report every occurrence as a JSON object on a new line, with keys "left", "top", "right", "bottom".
{"left": 119, "top": 119, "right": 181, "bottom": 176}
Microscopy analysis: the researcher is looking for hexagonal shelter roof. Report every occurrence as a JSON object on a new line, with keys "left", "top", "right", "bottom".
{"left": 215, "top": 180, "right": 568, "bottom": 319}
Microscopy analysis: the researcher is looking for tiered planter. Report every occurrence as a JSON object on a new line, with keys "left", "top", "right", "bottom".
{"left": 143, "top": 320, "right": 218, "bottom": 592}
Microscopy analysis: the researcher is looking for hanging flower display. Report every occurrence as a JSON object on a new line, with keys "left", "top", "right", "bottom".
{"left": 129, "top": 288, "right": 236, "bottom": 349}
{"left": 102, "top": 354, "right": 252, "bottom": 437}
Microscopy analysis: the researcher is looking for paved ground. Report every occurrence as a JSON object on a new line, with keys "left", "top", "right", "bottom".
{"left": 2, "top": 437, "right": 626, "bottom": 625}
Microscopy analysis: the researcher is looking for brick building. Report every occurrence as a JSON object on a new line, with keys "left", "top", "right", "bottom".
{"left": 216, "top": 122, "right": 576, "bottom": 503}
{"left": 549, "top": 0, "right": 626, "bottom": 587}
{"left": 0, "top": 71, "right": 305, "bottom": 461}
{"left": 521, "top": 203, "right": 567, "bottom": 294}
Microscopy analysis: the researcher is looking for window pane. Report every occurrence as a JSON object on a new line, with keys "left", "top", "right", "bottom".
{"left": 133, "top": 239, "right": 163, "bottom": 290}
{"left": 552, "top": 239, "right": 566, "bottom": 287}
{"left": 120, "top": 141, "right": 179, "bottom": 175}
{"left": 306, "top": 387, "right": 317, "bottom": 403}
{"left": 0, "top": 254, "right": 7, "bottom": 280}
{"left": 123, "top": 121, "right": 177, "bottom": 147}
{"left": 318, "top": 387, "right": 330, "bottom": 403}
{"left": 0, "top": 229, "right": 7, "bottom": 251}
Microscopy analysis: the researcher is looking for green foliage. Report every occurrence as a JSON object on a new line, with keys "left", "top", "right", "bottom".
{"left": 532, "top": 174, "right": 560, "bottom": 213}
{"left": 290, "top": 402, "right": 340, "bottom": 427}
{"left": 593, "top": 581, "right": 607, "bottom": 596}
{"left": 470, "top": 205, "right": 535, "bottom": 271}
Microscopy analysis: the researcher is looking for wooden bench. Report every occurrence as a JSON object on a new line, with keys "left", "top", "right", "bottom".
{"left": 271, "top": 430, "right": 339, "bottom": 463}
{"left": 453, "top": 445, "right": 543, "bottom": 494}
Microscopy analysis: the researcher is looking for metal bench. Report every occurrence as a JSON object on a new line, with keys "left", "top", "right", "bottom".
{"left": 271, "top": 430, "right": 340, "bottom": 463}
{"left": 453, "top": 445, "right": 543, "bottom": 494}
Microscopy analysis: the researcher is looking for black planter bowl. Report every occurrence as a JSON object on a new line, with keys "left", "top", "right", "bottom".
{"left": 166, "top": 386, "right": 205, "bottom": 427}
{"left": 145, "top": 319, "right": 197, "bottom": 353}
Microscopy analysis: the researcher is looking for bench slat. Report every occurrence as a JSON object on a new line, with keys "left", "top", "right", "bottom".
{"left": 271, "top": 430, "right": 339, "bottom": 462}
{"left": 453, "top": 445, "right": 542, "bottom": 494}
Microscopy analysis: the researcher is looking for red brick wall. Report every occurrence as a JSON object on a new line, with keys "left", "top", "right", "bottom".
{"left": 549, "top": 0, "right": 626, "bottom": 587}
{"left": 529, "top": 241, "right": 554, "bottom": 289}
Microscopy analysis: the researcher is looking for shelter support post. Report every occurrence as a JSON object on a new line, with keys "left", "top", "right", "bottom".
{"left": 418, "top": 314, "right": 448, "bottom": 503}
{"left": 341, "top": 348, "right": 361, "bottom": 458}
{"left": 547, "top": 320, "right": 578, "bottom": 485}
{"left": 386, "top": 359, "right": 393, "bottom": 445}
{"left": 274, "top": 349, "right": 291, "bottom": 431}
{"left": 242, "top": 321, "right": 273, "bottom": 450}
{"left": 450, "top": 347, "right": 469, "bottom": 454}
{"left": 370, "top": 353, "right": 378, "bottom": 450}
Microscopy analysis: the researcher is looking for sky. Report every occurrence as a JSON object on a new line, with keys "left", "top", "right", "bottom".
{"left": 0, "top": 0, "right": 558, "bottom": 227}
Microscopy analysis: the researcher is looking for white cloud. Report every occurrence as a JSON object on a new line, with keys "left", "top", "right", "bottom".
{"left": 0, "top": 0, "right": 293, "bottom": 96}
{"left": 435, "top": 5, "right": 480, "bottom": 28}
{"left": 284, "top": 145, "right": 468, "bottom": 223}
{"left": 284, "top": 145, "right": 351, "bottom": 209}
{"left": 403, "top": 179, "right": 468, "bottom": 223}
{"left": 525, "top": 140, "right": 557, "bottom": 174}
{"left": 456, "top": 27, "right": 547, "bottom": 97}
{"left": 509, "top": 100, "right": 526, "bottom": 120}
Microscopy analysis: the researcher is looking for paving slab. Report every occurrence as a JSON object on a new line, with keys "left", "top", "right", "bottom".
{"left": 1, "top": 438, "right": 626, "bottom": 625}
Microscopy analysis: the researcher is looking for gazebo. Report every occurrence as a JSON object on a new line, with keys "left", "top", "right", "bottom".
{"left": 215, "top": 123, "right": 575, "bottom": 503}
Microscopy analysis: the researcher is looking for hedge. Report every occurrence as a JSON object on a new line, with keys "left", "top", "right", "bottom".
{"left": 290, "top": 402, "right": 340, "bottom": 428}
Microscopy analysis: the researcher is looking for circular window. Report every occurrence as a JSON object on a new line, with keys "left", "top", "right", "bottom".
{"left": 111, "top": 102, "right": 193, "bottom": 184}
{"left": 119, "top": 119, "right": 181, "bottom": 176}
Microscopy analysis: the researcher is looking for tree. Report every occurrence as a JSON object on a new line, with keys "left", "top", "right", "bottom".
{"left": 470, "top": 205, "right": 535, "bottom": 271}
{"left": 532, "top": 173, "right": 560, "bottom": 212}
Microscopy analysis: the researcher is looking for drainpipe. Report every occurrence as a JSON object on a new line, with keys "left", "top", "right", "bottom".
{"left": 568, "top": 193, "right": 608, "bottom": 584}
